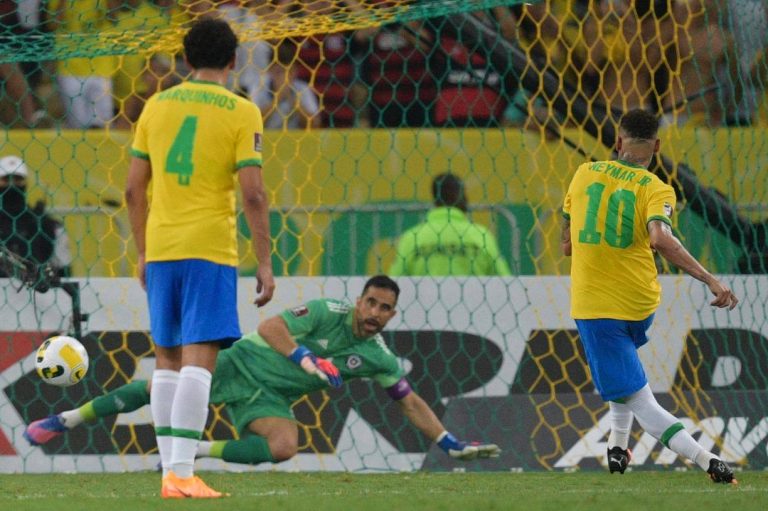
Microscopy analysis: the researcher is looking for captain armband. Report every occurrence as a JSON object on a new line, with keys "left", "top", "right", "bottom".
{"left": 385, "top": 378, "right": 412, "bottom": 401}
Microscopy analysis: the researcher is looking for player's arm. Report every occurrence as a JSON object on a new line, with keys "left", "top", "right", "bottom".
{"left": 257, "top": 315, "right": 342, "bottom": 387}
{"left": 239, "top": 165, "right": 275, "bottom": 307}
{"left": 125, "top": 157, "right": 152, "bottom": 289}
{"left": 561, "top": 217, "right": 572, "bottom": 256}
{"left": 387, "top": 379, "right": 500, "bottom": 460}
{"left": 648, "top": 220, "right": 738, "bottom": 309}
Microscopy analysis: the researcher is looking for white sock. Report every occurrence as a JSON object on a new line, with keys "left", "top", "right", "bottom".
{"left": 197, "top": 441, "right": 213, "bottom": 458}
{"left": 151, "top": 369, "right": 179, "bottom": 477}
{"left": 625, "top": 384, "right": 712, "bottom": 470}
{"left": 608, "top": 401, "right": 633, "bottom": 450}
{"left": 59, "top": 408, "right": 85, "bottom": 429}
{"left": 170, "top": 366, "right": 212, "bottom": 478}
{"left": 668, "top": 431, "right": 713, "bottom": 470}
{"left": 624, "top": 384, "right": 678, "bottom": 439}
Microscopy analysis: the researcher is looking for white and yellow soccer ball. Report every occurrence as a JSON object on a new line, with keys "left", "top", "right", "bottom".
{"left": 35, "top": 335, "right": 89, "bottom": 387}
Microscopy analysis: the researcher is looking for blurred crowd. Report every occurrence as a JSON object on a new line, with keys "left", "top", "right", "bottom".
{"left": 1, "top": 0, "right": 767, "bottom": 130}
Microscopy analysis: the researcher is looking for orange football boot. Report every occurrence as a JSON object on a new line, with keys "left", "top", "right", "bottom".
{"left": 161, "top": 471, "right": 228, "bottom": 498}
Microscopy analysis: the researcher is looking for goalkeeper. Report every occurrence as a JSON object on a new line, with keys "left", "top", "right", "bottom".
{"left": 25, "top": 275, "right": 500, "bottom": 464}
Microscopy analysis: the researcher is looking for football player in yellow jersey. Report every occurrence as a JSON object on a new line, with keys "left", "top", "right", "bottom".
{"left": 48, "top": 0, "right": 117, "bottom": 128}
{"left": 562, "top": 109, "right": 739, "bottom": 484}
{"left": 125, "top": 18, "right": 275, "bottom": 499}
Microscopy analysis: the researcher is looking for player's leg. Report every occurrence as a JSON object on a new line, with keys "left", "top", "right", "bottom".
{"left": 624, "top": 384, "right": 736, "bottom": 484}
{"left": 198, "top": 417, "right": 299, "bottom": 465}
{"left": 145, "top": 261, "right": 183, "bottom": 482}
{"left": 606, "top": 401, "right": 634, "bottom": 474}
{"left": 200, "top": 376, "right": 299, "bottom": 465}
{"left": 578, "top": 317, "right": 736, "bottom": 484}
{"left": 163, "top": 260, "right": 240, "bottom": 498}
{"left": 576, "top": 318, "right": 643, "bottom": 474}
{"left": 169, "top": 341, "right": 220, "bottom": 479}
{"left": 24, "top": 380, "right": 150, "bottom": 445}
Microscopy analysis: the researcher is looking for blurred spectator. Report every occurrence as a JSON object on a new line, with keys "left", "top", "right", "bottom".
{"left": 0, "top": 63, "right": 37, "bottom": 127}
{"left": 411, "top": 11, "right": 513, "bottom": 128}
{"left": 293, "top": 0, "right": 370, "bottom": 128}
{"left": 254, "top": 39, "right": 320, "bottom": 129}
{"left": 663, "top": 0, "right": 734, "bottom": 126}
{"left": 16, "top": 0, "right": 54, "bottom": 91}
{"left": 502, "top": 1, "right": 564, "bottom": 131}
{"left": 725, "top": 0, "right": 767, "bottom": 125}
{"left": 47, "top": 0, "right": 117, "bottom": 128}
{"left": 111, "top": 0, "right": 164, "bottom": 128}
{"left": 0, "top": 1, "right": 37, "bottom": 127}
{"left": 218, "top": 0, "right": 273, "bottom": 101}
{"left": 590, "top": 1, "right": 660, "bottom": 114}
{"left": 750, "top": 47, "right": 768, "bottom": 125}
{"left": 362, "top": 23, "right": 436, "bottom": 127}
{"left": 0, "top": 155, "right": 71, "bottom": 278}
{"left": 389, "top": 173, "right": 512, "bottom": 277}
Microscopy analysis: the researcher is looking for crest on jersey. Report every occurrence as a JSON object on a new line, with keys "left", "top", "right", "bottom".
{"left": 290, "top": 305, "right": 309, "bottom": 317}
{"left": 346, "top": 355, "right": 362, "bottom": 370}
{"left": 663, "top": 202, "right": 674, "bottom": 218}
{"left": 254, "top": 133, "right": 263, "bottom": 152}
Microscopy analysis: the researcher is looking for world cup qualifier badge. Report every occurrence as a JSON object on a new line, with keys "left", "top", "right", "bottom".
{"left": 664, "top": 202, "right": 674, "bottom": 218}
{"left": 254, "top": 133, "right": 263, "bottom": 152}
{"left": 290, "top": 305, "right": 309, "bottom": 317}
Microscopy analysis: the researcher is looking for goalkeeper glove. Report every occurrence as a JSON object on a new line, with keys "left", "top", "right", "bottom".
{"left": 288, "top": 345, "right": 343, "bottom": 388}
{"left": 436, "top": 431, "right": 501, "bottom": 461}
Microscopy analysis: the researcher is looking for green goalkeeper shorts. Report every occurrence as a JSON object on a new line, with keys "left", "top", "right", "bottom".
{"left": 211, "top": 352, "right": 296, "bottom": 435}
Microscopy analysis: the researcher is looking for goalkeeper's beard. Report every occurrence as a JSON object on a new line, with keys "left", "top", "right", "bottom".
{"left": 360, "top": 317, "right": 382, "bottom": 336}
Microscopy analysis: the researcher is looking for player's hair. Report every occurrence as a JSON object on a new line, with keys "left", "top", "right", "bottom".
{"left": 432, "top": 173, "right": 467, "bottom": 212}
{"left": 362, "top": 275, "right": 400, "bottom": 300}
{"left": 183, "top": 19, "right": 238, "bottom": 70}
{"left": 619, "top": 109, "right": 659, "bottom": 140}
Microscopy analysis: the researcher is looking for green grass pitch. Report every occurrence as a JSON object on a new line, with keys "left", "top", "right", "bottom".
{"left": 2, "top": 471, "right": 766, "bottom": 511}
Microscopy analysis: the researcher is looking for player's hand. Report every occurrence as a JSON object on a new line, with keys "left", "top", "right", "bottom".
{"left": 254, "top": 265, "right": 275, "bottom": 307}
{"left": 437, "top": 431, "right": 501, "bottom": 460}
{"left": 448, "top": 443, "right": 502, "bottom": 461}
{"left": 137, "top": 253, "right": 146, "bottom": 290}
{"left": 289, "top": 345, "right": 343, "bottom": 388}
{"left": 707, "top": 278, "right": 738, "bottom": 310}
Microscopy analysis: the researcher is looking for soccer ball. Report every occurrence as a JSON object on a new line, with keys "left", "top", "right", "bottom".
{"left": 35, "top": 335, "right": 89, "bottom": 387}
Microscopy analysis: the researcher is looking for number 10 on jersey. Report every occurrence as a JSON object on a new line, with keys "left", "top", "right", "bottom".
{"left": 578, "top": 182, "right": 636, "bottom": 249}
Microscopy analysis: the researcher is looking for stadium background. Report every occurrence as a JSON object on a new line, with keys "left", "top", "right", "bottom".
{"left": 1, "top": 0, "right": 767, "bottom": 474}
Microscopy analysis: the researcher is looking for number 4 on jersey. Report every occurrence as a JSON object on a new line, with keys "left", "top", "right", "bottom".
{"left": 166, "top": 116, "right": 198, "bottom": 186}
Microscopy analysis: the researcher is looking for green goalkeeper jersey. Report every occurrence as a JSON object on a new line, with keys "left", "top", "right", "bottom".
{"left": 215, "top": 299, "right": 404, "bottom": 402}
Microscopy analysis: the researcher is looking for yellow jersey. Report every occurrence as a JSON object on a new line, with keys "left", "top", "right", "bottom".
{"left": 130, "top": 80, "right": 264, "bottom": 266}
{"left": 563, "top": 160, "right": 676, "bottom": 320}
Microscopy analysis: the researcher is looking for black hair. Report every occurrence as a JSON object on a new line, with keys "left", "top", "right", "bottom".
{"left": 619, "top": 109, "right": 660, "bottom": 140}
{"left": 362, "top": 275, "right": 400, "bottom": 301}
{"left": 183, "top": 19, "right": 238, "bottom": 70}
{"left": 431, "top": 173, "right": 467, "bottom": 211}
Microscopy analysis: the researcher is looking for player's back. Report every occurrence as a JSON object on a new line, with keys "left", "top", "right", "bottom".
{"left": 564, "top": 159, "right": 676, "bottom": 320}
{"left": 395, "top": 208, "right": 502, "bottom": 276}
{"left": 133, "top": 80, "right": 263, "bottom": 265}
